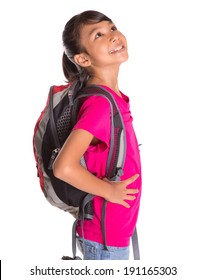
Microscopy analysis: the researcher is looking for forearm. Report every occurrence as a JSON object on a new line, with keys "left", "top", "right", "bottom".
{"left": 53, "top": 162, "right": 112, "bottom": 201}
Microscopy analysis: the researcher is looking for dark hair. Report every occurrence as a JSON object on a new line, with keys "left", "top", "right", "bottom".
{"left": 62, "top": 10, "right": 112, "bottom": 86}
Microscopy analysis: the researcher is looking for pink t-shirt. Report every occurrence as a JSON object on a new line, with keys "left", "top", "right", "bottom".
{"left": 73, "top": 85, "right": 142, "bottom": 247}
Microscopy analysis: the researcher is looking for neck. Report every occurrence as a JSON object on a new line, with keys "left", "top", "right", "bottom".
{"left": 87, "top": 67, "right": 121, "bottom": 97}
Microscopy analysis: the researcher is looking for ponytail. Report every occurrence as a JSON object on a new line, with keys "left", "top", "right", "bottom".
{"left": 62, "top": 52, "right": 79, "bottom": 82}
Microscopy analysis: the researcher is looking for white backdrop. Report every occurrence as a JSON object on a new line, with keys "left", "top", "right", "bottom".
{"left": 0, "top": 0, "right": 206, "bottom": 279}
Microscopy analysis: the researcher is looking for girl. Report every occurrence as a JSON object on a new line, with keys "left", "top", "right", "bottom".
{"left": 53, "top": 10, "right": 142, "bottom": 260}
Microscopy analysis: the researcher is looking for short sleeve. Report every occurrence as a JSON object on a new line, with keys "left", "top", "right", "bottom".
{"left": 72, "top": 95, "right": 111, "bottom": 148}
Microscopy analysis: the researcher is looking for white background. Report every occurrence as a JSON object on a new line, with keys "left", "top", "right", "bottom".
{"left": 0, "top": 0, "right": 206, "bottom": 279}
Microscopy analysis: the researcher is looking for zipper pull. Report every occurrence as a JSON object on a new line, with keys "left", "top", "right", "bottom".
{"left": 48, "top": 148, "right": 60, "bottom": 170}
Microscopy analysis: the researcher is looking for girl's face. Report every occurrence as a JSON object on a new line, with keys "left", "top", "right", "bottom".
{"left": 78, "top": 21, "right": 128, "bottom": 70}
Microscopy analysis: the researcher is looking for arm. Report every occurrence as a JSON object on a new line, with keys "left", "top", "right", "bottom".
{"left": 53, "top": 129, "right": 139, "bottom": 208}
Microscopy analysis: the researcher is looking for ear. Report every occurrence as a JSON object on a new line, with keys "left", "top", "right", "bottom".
{"left": 74, "top": 53, "right": 91, "bottom": 68}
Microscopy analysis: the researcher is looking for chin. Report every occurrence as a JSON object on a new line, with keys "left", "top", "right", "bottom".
{"left": 120, "top": 53, "right": 129, "bottom": 63}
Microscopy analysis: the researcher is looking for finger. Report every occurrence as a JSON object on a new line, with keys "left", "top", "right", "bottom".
{"left": 122, "top": 201, "right": 131, "bottom": 208}
{"left": 124, "top": 174, "right": 139, "bottom": 185}
{"left": 124, "top": 195, "right": 136, "bottom": 201}
{"left": 103, "top": 177, "right": 109, "bottom": 182}
{"left": 126, "top": 188, "right": 139, "bottom": 194}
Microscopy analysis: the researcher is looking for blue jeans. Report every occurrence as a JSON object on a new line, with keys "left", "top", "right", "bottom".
{"left": 77, "top": 238, "right": 130, "bottom": 260}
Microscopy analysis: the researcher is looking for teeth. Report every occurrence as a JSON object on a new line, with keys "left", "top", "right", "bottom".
{"left": 110, "top": 45, "right": 123, "bottom": 53}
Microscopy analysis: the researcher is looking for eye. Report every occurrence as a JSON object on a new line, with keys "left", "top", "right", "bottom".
{"left": 111, "top": 25, "right": 117, "bottom": 32}
{"left": 95, "top": 32, "right": 103, "bottom": 39}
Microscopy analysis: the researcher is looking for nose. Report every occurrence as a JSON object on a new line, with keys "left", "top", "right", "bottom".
{"left": 109, "top": 33, "right": 119, "bottom": 43}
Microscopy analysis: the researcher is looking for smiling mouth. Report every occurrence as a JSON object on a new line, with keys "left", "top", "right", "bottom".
{"left": 109, "top": 45, "right": 125, "bottom": 54}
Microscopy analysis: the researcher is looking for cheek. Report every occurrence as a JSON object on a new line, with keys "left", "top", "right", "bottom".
{"left": 91, "top": 45, "right": 108, "bottom": 60}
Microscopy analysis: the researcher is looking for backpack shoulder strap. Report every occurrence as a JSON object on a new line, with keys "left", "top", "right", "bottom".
{"left": 132, "top": 227, "right": 140, "bottom": 260}
{"left": 77, "top": 84, "right": 126, "bottom": 181}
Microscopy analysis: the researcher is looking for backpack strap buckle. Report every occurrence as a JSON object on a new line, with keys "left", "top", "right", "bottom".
{"left": 110, "top": 167, "right": 124, "bottom": 181}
